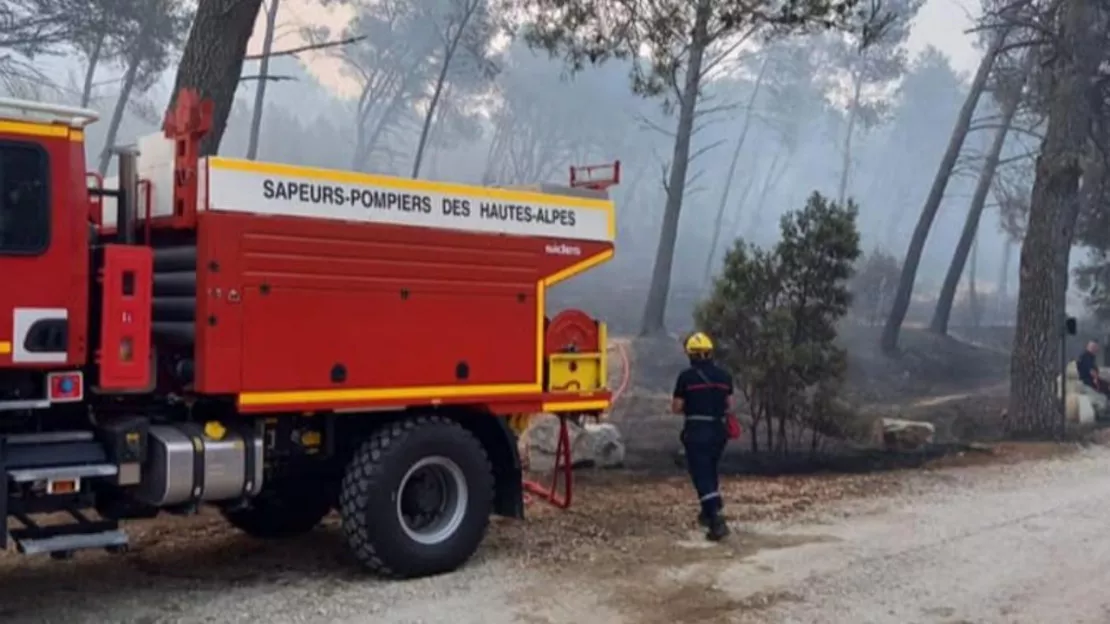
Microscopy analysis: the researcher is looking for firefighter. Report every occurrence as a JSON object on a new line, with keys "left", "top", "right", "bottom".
{"left": 672, "top": 332, "right": 733, "bottom": 541}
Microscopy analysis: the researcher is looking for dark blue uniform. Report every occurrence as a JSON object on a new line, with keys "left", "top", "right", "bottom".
{"left": 1078, "top": 350, "right": 1099, "bottom": 389}
{"left": 673, "top": 360, "right": 733, "bottom": 523}
{"left": 1077, "top": 349, "right": 1110, "bottom": 398}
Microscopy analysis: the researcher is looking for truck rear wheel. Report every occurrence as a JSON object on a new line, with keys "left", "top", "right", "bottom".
{"left": 222, "top": 477, "right": 334, "bottom": 539}
{"left": 339, "top": 415, "right": 493, "bottom": 578}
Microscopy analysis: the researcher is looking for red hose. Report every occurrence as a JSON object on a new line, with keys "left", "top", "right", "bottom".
{"left": 523, "top": 340, "right": 632, "bottom": 509}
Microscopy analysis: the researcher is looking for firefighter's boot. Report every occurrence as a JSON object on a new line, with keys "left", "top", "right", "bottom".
{"left": 698, "top": 506, "right": 727, "bottom": 528}
{"left": 706, "top": 515, "right": 730, "bottom": 542}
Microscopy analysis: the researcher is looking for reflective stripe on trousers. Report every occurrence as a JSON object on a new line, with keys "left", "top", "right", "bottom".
{"left": 682, "top": 416, "right": 727, "bottom": 517}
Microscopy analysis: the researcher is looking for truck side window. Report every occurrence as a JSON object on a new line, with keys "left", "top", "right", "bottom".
{"left": 0, "top": 142, "right": 49, "bottom": 254}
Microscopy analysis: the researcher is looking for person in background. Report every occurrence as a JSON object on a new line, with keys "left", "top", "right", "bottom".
{"left": 672, "top": 332, "right": 733, "bottom": 541}
{"left": 1076, "top": 341, "right": 1110, "bottom": 399}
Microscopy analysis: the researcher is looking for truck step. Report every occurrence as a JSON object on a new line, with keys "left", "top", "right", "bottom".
{"left": 5, "top": 431, "right": 94, "bottom": 445}
{"left": 7, "top": 463, "right": 118, "bottom": 483}
{"left": 15, "top": 529, "right": 129, "bottom": 556}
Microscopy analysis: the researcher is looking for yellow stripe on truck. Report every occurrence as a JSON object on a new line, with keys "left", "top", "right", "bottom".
{"left": 238, "top": 382, "right": 542, "bottom": 408}
{"left": 0, "top": 341, "right": 10, "bottom": 355}
{"left": 0, "top": 121, "right": 70, "bottom": 140}
{"left": 542, "top": 400, "right": 610, "bottom": 413}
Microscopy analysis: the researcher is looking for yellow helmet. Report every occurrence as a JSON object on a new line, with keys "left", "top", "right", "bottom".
{"left": 684, "top": 332, "right": 714, "bottom": 355}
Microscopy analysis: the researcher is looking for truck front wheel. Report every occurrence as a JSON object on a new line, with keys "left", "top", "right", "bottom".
{"left": 340, "top": 415, "right": 493, "bottom": 578}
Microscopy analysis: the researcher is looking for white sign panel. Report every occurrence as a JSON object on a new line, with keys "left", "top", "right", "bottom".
{"left": 97, "top": 132, "right": 176, "bottom": 228}
{"left": 203, "top": 159, "right": 613, "bottom": 242}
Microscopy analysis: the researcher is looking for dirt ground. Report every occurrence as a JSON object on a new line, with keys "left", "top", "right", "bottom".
{"left": 0, "top": 442, "right": 1088, "bottom": 624}
{"left": 0, "top": 468, "right": 901, "bottom": 621}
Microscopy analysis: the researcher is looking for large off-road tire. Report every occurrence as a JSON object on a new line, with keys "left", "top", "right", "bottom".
{"left": 221, "top": 477, "right": 335, "bottom": 539}
{"left": 339, "top": 415, "right": 493, "bottom": 578}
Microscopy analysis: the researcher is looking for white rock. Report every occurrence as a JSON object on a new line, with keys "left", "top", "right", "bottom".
{"left": 525, "top": 415, "right": 625, "bottom": 471}
{"left": 582, "top": 422, "right": 626, "bottom": 468}
{"left": 881, "top": 418, "right": 935, "bottom": 451}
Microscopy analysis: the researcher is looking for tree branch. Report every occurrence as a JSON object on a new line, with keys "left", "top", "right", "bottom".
{"left": 688, "top": 138, "right": 726, "bottom": 163}
{"left": 243, "top": 36, "right": 366, "bottom": 61}
{"left": 967, "top": 122, "right": 1045, "bottom": 141}
{"left": 636, "top": 112, "right": 676, "bottom": 137}
{"left": 694, "top": 102, "right": 740, "bottom": 118}
{"left": 240, "top": 74, "right": 297, "bottom": 82}
{"left": 997, "top": 151, "right": 1038, "bottom": 167}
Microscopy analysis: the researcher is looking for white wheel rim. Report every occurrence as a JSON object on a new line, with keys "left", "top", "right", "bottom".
{"left": 396, "top": 456, "right": 469, "bottom": 546}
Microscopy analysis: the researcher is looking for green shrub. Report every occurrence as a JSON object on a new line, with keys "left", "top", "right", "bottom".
{"left": 695, "top": 192, "right": 861, "bottom": 454}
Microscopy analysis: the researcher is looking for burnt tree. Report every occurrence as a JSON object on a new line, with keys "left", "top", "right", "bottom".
{"left": 879, "top": 30, "right": 1005, "bottom": 353}
{"left": 1007, "top": 0, "right": 1101, "bottom": 436}
{"left": 930, "top": 50, "right": 1035, "bottom": 335}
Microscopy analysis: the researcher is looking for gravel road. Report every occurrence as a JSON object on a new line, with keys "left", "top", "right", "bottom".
{"left": 724, "top": 445, "right": 1110, "bottom": 624}
{"left": 2, "top": 445, "right": 1108, "bottom": 624}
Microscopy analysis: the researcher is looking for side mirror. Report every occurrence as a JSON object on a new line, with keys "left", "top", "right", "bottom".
{"left": 1065, "top": 316, "right": 1077, "bottom": 336}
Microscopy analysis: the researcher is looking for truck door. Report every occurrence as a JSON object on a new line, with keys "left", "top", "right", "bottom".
{"left": 0, "top": 134, "right": 82, "bottom": 368}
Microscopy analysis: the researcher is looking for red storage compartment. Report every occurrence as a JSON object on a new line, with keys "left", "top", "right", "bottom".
{"left": 191, "top": 211, "right": 614, "bottom": 409}
{"left": 96, "top": 244, "right": 153, "bottom": 391}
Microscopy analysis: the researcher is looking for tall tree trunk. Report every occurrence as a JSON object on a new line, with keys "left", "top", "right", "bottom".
{"left": 425, "top": 84, "right": 453, "bottom": 179}
{"left": 168, "top": 0, "right": 264, "bottom": 156}
{"left": 723, "top": 175, "right": 756, "bottom": 242}
{"left": 481, "top": 110, "right": 510, "bottom": 184}
{"left": 616, "top": 163, "right": 649, "bottom": 241}
{"left": 743, "top": 148, "right": 789, "bottom": 236}
{"left": 873, "top": 275, "right": 889, "bottom": 326}
{"left": 930, "top": 51, "right": 1033, "bottom": 335}
{"left": 998, "top": 239, "right": 1012, "bottom": 323}
{"left": 351, "top": 69, "right": 414, "bottom": 172}
{"left": 359, "top": 88, "right": 409, "bottom": 169}
{"left": 412, "top": 4, "right": 475, "bottom": 179}
{"left": 639, "top": 0, "right": 712, "bottom": 336}
{"left": 246, "top": 0, "right": 280, "bottom": 160}
{"left": 1007, "top": 0, "right": 1099, "bottom": 437}
{"left": 80, "top": 34, "right": 103, "bottom": 108}
{"left": 98, "top": 51, "right": 141, "bottom": 175}
{"left": 968, "top": 234, "right": 981, "bottom": 328}
{"left": 838, "top": 76, "right": 862, "bottom": 206}
{"left": 702, "top": 53, "right": 771, "bottom": 287}
{"left": 879, "top": 31, "right": 1006, "bottom": 353}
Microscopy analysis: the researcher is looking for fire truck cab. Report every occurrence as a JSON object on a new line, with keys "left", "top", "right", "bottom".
{"left": 0, "top": 99, "right": 93, "bottom": 378}
{"left": 0, "top": 91, "right": 616, "bottom": 578}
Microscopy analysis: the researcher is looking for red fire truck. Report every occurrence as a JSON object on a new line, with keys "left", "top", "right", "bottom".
{"left": 0, "top": 90, "right": 616, "bottom": 578}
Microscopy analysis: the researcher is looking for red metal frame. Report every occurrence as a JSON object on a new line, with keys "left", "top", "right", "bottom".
{"left": 523, "top": 415, "right": 574, "bottom": 509}
{"left": 86, "top": 171, "right": 105, "bottom": 227}
{"left": 569, "top": 161, "right": 621, "bottom": 191}
{"left": 161, "top": 89, "right": 213, "bottom": 229}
